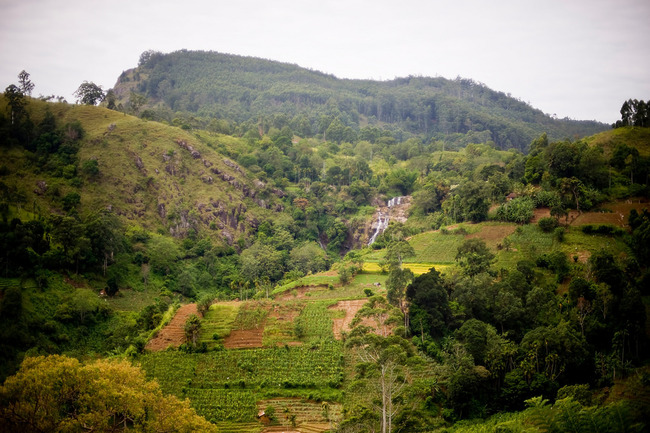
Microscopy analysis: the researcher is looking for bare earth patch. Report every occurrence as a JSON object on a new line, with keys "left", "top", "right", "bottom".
{"left": 145, "top": 303, "right": 197, "bottom": 351}
{"left": 466, "top": 224, "right": 517, "bottom": 249}
{"left": 329, "top": 299, "right": 368, "bottom": 339}
{"left": 223, "top": 328, "right": 264, "bottom": 349}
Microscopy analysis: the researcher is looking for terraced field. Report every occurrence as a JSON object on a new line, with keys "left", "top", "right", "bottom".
{"left": 145, "top": 303, "right": 198, "bottom": 351}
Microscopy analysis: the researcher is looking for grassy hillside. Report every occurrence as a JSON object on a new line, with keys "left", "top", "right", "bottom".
{"left": 0, "top": 98, "right": 280, "bottom": 245}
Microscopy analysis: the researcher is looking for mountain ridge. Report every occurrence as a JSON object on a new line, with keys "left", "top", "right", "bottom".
{"left": 110, "top": 50, "right": 607, "bottom": 151}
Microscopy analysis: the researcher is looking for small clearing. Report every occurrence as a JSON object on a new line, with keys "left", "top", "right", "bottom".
{"left": 145, "top": 303, "right": 197, "bottom": 351}
{"left": 466, "top": 223, "right": 517, "bottom": 249}
{"left": 329, "top": 299, "right": 367, "bottom": 339}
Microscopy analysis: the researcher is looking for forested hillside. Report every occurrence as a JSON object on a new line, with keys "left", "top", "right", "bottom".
{"left": 1, "top": 67, "right": 649, "bottom": 433}
{"left": 109, "top": 50, "right": 606, "bottom": 152}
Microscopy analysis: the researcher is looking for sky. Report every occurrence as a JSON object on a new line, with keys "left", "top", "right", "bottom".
{"left": 1, "top": 0, "right": 649, "bottom": 124}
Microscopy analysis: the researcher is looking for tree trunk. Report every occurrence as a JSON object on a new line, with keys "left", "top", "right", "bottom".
{"left": 381, "top": 365, "right": 387, "bottom": 433}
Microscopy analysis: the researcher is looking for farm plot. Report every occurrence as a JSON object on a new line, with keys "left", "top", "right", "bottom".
{"left": 294, "top": 302, "right": 335, "bottom": 342}
{"left": 138, "top": 351, "right": 197, "bottom": 396}
{"left": 191, "top": 342, "right": 344, "bottom": 390}
{"left": 330, "top": 299, "right": 366, "bottom": 339}
{"left": 263, "top": 301, "right": 303, "bottom": 347}
{"left": 185, "top": 389, "right": 257, "bottom": 423}
{"left": 138, "top": 341, "right": 345, "bottom": 428}
{"left": 145, "top": 303, "right": 198, "bottom": 351}
{"left": 257, "top": 398, "right": 342, "bottom": 429}
{"left": 407, "top": 229, "right": 467, "bottom": 263}
{"left": 199, "top": 302, "right": 240, "bottom": 348}
{"left": 224, "top": 301, "right": 270, "bottom": 349}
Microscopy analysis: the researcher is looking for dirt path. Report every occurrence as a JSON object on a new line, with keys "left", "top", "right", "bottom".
{"left": 145, "top": 303, "right": 198, "bottom": 351}
{"left": 329, "top": 299, "right": 368, "bottom": 339}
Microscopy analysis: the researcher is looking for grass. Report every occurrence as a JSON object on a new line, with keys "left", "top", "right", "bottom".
{"left": 407, "top": 230, "right": 467, "bottom": 263}
{"left": 199, "top": 302, "right": 240, "bottom": 347}
{"left": 105, "top": 287, "right": 162, "bottom": 312}
{"left": 272, "top": 274, "right": 339, "bottom": 296}
{"left": 559, "top": 226, "right": 631, "bottom": 258}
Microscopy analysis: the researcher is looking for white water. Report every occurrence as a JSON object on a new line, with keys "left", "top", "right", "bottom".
{"left": 367, "top": 196, "right": 405, "bottom": 246}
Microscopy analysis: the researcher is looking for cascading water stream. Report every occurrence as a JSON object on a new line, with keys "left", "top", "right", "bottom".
{"left": 367, "top": 196, "right": 405, "bottom": 246}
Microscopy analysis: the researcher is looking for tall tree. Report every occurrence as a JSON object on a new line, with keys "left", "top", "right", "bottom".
{"left": 4, "top": 85, "right": 26, "bottom": 126}
{"left": 17, "top": 70, "right": 34, "bottom": 96}
{"left": 74, "top": 81, "right": 105, "bottom": 105}
{"left": 455, "top": 238, "right": 495, "bottom": 277}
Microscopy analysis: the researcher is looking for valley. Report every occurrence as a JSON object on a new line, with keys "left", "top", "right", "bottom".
{"left": 0, "top": 56, "right": 649, "bottom": 432}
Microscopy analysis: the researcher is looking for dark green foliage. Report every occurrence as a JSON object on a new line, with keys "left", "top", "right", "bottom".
{"left": 74, "top": 81, "right": 105, "bottom": 105}
{"left": 496, "top": 197, "right": 534, "bottom": 223}
{"left": 581, "top": 224, "right": 626, "bottom": 236}
{"left": 453, "top": 181, "right": 491, "bottom": 222}
{"left": 406, "top": 267, "right": 451, "bottom": 337}
{"left": 628, "top": 209, "right": 650, "bottom": 264}
{"left": 613, "top": 99, "right": 649, "bottom": 128}
{"left": 538, "top": 216, "right": 559, "bottom": 232}
{"left": 535, "top": 251, "right": 569, "bottom": 282}
{"left": 116, "top": 50, "right": 605, "bottom": 149}
{"left": 455, "top": 239, "right": 495, "bottom": 277}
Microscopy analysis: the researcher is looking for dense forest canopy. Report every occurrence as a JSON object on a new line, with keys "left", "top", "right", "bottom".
{"left": 111, "top": 50, "right": 607, "bottom": 152}
{"left": 0, "top": 65, "right": 648, "bottom": 433}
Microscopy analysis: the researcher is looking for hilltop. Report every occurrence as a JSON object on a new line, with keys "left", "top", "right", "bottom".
{"left": 110, "top": 50, "right": 607, "bottom": 151}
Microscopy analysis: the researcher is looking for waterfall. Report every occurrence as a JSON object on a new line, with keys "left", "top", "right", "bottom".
{"left": 367, "top": 211, "right": 388, "bottom": 245}
{"left": 367, "top": 196, "right": 405, "bottom": 246}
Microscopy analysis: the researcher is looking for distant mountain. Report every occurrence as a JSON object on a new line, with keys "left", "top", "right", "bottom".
{"left": 110, "top": 50, "right": 607, "bottom": 152}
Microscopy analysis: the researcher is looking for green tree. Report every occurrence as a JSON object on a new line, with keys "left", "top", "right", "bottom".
{"left": 455, "top": 238, "right": 495, "bottom": 277}
{"left": 4, "top": 84, "right": 26, "bottom": 126}
{"left": 0, "top": 355, "right": 217, "bottom": 432}
{"left": 495, "top": 196, "right": 534, "bottom": 223}
{"left": 406, "top": 267, "right": 451, "bottom": 338}
{"left": 147, "top": 234, "right": 180, "bottom": 275}
{"left": 347, "top": 326, "right": 417, "bottom": 433}
{"left": 386, "top": 267, "right": 414, "bottom": 329}
{"left": 74, "top": 81, "right": 105, "bottom": 105}
{"left": 384, "top": 240, "right": 415, "bottom": 269}
{"left": 454, "top": 181, "right": 491, "bottom": 222}
{"left": 17, "top": 70, "right": 34, "bottom": 96}
{"left": 184, "top": 314, "right": 201, "bottom": 346}
{"left": 288, "top": 241, "right": 328, "bottom": 275}
{"left": 240, "top": 241, "right": 285, "bottom": 282}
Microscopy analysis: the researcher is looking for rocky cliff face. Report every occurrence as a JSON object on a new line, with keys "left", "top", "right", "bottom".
{"left": 350, "top": 196, "right": 412, "bottom": 248}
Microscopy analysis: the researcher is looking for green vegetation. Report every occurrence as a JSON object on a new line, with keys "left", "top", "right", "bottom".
{"left": 1, "top": 65, "right": 648, "bottom": 433}
{"left": 115, "top": 50, "right": 605, "bottom": 151}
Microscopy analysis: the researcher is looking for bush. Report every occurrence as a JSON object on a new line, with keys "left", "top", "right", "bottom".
{"left": 496, "top": 197, "right": 535, "bottom": 223}
{"left": 581, "top": 224, "right": 626, "bottom": 236}
{"left": 538, "top": 217, "right": 559, "bottom": 233}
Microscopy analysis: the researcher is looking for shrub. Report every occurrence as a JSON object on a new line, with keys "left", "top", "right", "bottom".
{"left": 538, "top": 217, "right": 559, "bottom": 233}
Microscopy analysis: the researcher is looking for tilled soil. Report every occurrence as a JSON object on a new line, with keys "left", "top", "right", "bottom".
{"left": 145, "top": 303, "right": 198, "bottom": 351}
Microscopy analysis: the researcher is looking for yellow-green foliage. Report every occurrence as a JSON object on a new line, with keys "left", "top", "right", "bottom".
{"left": 583, "top": 126, "right": 650, "bottom": 158}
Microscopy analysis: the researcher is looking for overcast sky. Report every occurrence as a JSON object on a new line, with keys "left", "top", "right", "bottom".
{"left": 1, "top": 0, "right": 648, "bottom": 124}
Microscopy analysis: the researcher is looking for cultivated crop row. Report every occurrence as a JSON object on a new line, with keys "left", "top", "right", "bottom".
{"left": 185, "top": 388, "right": 257, "bottom": 422}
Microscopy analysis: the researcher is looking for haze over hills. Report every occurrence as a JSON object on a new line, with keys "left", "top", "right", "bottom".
{"left": 110, "top": 50, "right": 607, "bottom": 152}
